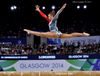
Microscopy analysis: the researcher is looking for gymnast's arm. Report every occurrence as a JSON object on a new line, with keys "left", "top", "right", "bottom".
{"left": 53, "top": 3, "right": 67, "bottom": 20}
{"left": 35, "top": 5, "right": 50, "bottom": 22}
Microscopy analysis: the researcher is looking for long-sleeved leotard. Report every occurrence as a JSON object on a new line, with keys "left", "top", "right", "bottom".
{"left": 39, "top": 9, "right": 62, "bottom": 37}
{"left": 39, "top": 11, "right": 50, "bottom": 22}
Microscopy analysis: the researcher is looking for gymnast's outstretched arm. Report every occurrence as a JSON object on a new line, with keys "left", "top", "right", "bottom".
{"left": 35, "top": 5, "right": 50, "bottom": 22}
{"left": 53, "top": 3, "right": 67, "bottom": 20}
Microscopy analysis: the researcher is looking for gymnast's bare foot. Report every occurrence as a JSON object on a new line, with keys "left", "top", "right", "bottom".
{"left": 24, "top": 29, "right": 31, "bottom": 34}
{"left": 82, "top": 32, "right": 90, "bottom": 36}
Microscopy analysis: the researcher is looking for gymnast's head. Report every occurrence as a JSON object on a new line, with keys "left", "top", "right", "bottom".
{"left": 48, "top": 10, "right": 55, "bottom": 20}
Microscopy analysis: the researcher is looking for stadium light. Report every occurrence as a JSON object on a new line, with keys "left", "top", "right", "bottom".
{"left": 77, "top": 5, "right": 80, "bottom": 9}
{"left": 83, "top": 5, "right": 87, "bottom": 9}
{"left": 42, "top": 6, "right": 45, "bottom": 10}
{"left": 13, "top": 5, "right": 17, "bottom": 9}
{"left": 10, "top": 5, "right": 17, "bottom": 10}
{"left": 52, "top": 5, "right": 55, "bottom": 10}
{"left": 11, "top": 6, "right": 14, "bottom": 10}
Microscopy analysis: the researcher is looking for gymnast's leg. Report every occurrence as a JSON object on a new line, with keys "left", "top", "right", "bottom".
{"left": 71, "top": 32, "right": 90, "bottom": 37}
{"left": 24, "top": 29, "right": 47, "bottom": 37}
{"left": 61, "top": 32, "right": 90, "bottom": 39}
{"left": 24, "top": 29, "right": 58, "bottom": 38}
{"left": 24, "top": 29, "right": 58, "bottom": 39}
{"left": 24, "top": 29, "right": 90, "bottom": 39}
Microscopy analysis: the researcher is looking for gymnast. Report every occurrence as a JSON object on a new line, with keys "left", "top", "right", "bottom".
{"left": 24, "top": 3, "right": 90, "bottom": 39}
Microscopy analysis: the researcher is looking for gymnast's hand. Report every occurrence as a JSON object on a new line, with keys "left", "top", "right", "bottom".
{"left": 24, "top": 29, "right": 30, "bottom": 34}
{"left": 60, "top": 3, "right": 67, "bottom": 11}
{"left": 35, "top": 5, "right": 40, "bottom": 12}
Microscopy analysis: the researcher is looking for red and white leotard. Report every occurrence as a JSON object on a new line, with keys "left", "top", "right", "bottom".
{"left": 39, "top": 10, "right": 62, "bottom": 37}
{"left": 39, "top": 11, "right": 51, "bottom": 23}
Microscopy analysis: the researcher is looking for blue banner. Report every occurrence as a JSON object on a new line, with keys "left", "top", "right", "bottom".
{"left": 47, "top": 36, "right": 100, "bottom": 45}
{"left": 0, "top": 54, "right": 100, "bottom": 60}
{"left": 0, "top": 38, "right": 26, "bottom": 44}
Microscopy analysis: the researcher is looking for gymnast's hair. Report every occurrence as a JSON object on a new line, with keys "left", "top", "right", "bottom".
{"left": 48, "top": 10, "right": 55, "bottom": 17}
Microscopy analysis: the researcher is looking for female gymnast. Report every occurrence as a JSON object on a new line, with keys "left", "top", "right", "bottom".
{"left": 24, "top": 3, "right": 90, "bottom": 39}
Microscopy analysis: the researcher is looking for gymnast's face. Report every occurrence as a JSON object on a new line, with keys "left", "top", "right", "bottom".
{"left": 48, "top": 10, "right": 55, "bottom": 20}
{"left": 48, "top": 14, "right": 54, "bottom": 20}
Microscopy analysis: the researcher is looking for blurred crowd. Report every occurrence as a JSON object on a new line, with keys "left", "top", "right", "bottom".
{"left": 0, "top": 42, "right": 100, "bottom": 55}
{"left": 0, "top": 44, "right": 33, "bottom": 55}
{"left": 37, "top": 42, "right": 100, "bottom": 55}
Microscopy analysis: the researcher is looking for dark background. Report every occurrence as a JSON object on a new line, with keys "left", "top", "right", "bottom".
{"left": 0, "top": 0, "right": 99, "bottom": 38}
